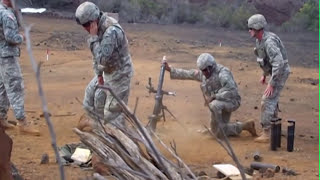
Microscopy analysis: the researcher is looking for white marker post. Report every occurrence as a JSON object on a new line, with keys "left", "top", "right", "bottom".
{"left": 46, "top": 49, "right": 49, "bottom": 61}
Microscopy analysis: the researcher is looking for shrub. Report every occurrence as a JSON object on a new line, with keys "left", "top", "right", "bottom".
{"left": 281, "top": 0, "right": 319, "bottom": 32}
{"left": 231, "top": 2, "right": 257, "bottom": 30}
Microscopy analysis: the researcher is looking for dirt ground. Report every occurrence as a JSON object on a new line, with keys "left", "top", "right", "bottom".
{"left": 4, "top": 16, "right": 319, "bottom": 180}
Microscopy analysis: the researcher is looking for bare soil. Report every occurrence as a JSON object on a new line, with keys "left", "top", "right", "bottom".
{"left": 5, "top": 16, "right": 319, "bottom": 180}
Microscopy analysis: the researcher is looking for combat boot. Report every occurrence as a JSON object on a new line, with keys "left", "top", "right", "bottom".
{"left": 77, "top": 114, "right": 94, "bottom": 132}
{"left": 18, "top": 119, "right": 40, "bottom": 136}
{"left": 241, "top": 120, "right": 257, "bottom": 136}
{"left": 0, "top": 118, "right": 15, "bottom": 130}
{"left": 254, "top": 128, "right": 270, "bottom": 143}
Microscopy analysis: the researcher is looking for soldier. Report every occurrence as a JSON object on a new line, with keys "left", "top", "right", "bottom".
{"left": 163, "top": 53, "right": 257, "bottom": 138}
{"left": 75, "top": 2, "right": 133, "bottom": 126}
{"left": 82, "top": 76, "right": 106, "bottom": 119}
{"left": 0, "top": 0, "right": 39, "bottom": 135}
{"left": 248, "top": 14, "right": 290, "bottom": 143}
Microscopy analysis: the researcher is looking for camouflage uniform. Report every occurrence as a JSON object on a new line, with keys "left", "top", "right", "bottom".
{"left": 170, "top": 64, "right": 242, "bottom": 136}
{"left": 88, "top": 13, "right": 133, "bottom": 125}
{"left": 0, "top": 3, "right": 25, "bottom": 121}
{"left": 83, "top": 76, "right": 106, "bottom": 119}
{"left": 255, "top": 31, "right": 290, "bottom": 128}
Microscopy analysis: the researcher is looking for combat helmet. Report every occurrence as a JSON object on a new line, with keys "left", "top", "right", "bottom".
{"left": 75, "top": 1, "right": 100, "bottom": 25}
{"left": 197, "top": 53, "right": 216, "bottom": 71}
{"left": 248, "top": 14, "right": 267, "bottom": 30}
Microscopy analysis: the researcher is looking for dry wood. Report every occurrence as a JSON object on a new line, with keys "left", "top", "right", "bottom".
{"left": 10, "top": 0, "right": 65, "bottom": 179}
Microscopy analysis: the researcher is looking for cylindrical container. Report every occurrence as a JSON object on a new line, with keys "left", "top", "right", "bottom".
{"left": 250, "top": 162, "right": 280, "bottom": 173}
{"left": 270, "top": 119, "right": 277, "bottom": 151}
{"left": 287, "top": 119, "right": 296, "bottom": 152}
{"left": 253, "top": 151, "right": 262, "bottom": 161}
{"left": 276, "top": 118, "right": 282, "bottom": 148}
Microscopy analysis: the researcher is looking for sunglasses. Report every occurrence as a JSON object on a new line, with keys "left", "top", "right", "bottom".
{"left": 82, "top": 21, "right": 91, "bottom": 27}
{"left": 76, "top": 18, "right": 91, "bottom": 27}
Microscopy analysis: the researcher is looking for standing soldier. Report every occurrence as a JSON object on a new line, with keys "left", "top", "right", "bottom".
{"left": 163, "top": 53, "right": 257, "bottom": 138}
{"left": 248, "top": 14, "right": 290, "bottom": 143}
{"left": 75, "top": 2, "right": 133, "bottom": 126}
{"left": 0, "top": 0, "right": 39, "bottom": 135}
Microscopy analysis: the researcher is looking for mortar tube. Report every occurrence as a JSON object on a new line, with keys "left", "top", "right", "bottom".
{"left": 287, "top": 119, "right": 295, "bottom": 152}
{"left": 276, "top": 118, "right": 282, "bottom": 148}
{"left": 270, "top": 119, "right": 277, "bottom": 151}
{"left": 250, "top": 162, "right": 280, "bottom": 173}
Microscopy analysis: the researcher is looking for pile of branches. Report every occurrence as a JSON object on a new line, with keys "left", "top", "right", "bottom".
{"left": 74, "top": 85, "right": 196, "bottom": 180}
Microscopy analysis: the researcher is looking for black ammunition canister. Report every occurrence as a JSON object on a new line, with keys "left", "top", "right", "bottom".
{"left": 276, "top": 118, "right": 282, "bottom": 148}
{"left": 287, "top": 119, "right": 296, "bottom": 152}
{"left": 250, "top": 162, "right": 280, "bottom": 173}
{"left": 270, "top": 119, "right": 277, "bottom": 151}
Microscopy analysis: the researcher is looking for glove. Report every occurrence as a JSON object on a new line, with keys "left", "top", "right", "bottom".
{"left": 98, "top": 75, "right": 104, "bottom": 85}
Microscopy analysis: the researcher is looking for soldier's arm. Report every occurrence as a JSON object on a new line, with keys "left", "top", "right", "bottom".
{"left": 3, "top": 12, "right": 23, "bottom": 45}
{"left": 170, "top": 67, "right": 202, "bottom": 82}
{"left": 265, "top": 39, "right": 284, "bottom": 86}
{"left": 88, "top": 27, "right": 117, "bottom": 75}
{"left": 215, "top": 70, "right": 237, "bottom": 101}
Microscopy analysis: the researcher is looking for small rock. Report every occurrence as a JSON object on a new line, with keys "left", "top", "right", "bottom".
{"left": 310, "top": 136, "right": 314, "bottom": 139}
{"left": 198, "top": 171, "right": 207, "bottom": 176}
{"left": 40, "top": 153, "right": 49, "bottom": 164}
{"left": 254, "top": 106, "right": 258, "bottom": 110}
{"left": 261, "top": 168, "right": 275, "bottom": 178}
{"left": 49, "top": 70, "right": 52, "bottom": 72}
{"left": 290, "top": 98, "right": 295, "bottom": 102}
{"left": 70, "top": 101, "right": 73, "bottom": 104}
{"left": 299, "top": 134, "right": 305, "bottom": 138}
{"left": 238, "top": 67, "right": 244, "bottom": 71}
{"left": 282, "top": 168, "right": 299, "bottom": 176}
{"left": 135, "top": 81, "right": 140, "bottom": 85}
{"left": 82, "top": 77, "right": 86, "bottom": 80}
{"left": 39, "top": 112, "right": 52, "bottom": 118}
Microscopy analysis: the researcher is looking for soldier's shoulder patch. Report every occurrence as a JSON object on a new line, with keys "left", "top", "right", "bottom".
{"left": 6, "top": 12, "right": 16, "bottom": 21}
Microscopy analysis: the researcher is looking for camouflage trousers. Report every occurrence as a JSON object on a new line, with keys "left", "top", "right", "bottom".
{"left": 0, "top": 57, "right": 25, "bottom": 120}
{"left": 83, "top": 76, "right": 107, "bottom": 120}
{"left": 103, "top": 71, "right": 131, "bottom": 126}
{"left": 209, "top": 99, "right": 242, "bottom": 137}
{"left": 261, "top": 66, "right": 290, "bottom": 128}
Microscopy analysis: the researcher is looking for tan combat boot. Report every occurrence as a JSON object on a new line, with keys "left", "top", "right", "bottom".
{"left": 0, "top": 118, "right": 15, "bottom": 130}
{"left": 241, "top": 120, "right": 257, "bottom": 136}
{"left": 254, "top": 128, "right": 270, "bottom": 143}
{"left": 18, "top": 119, "right": 41, "bottom": 136}
{"left": 77, "top": 114, "right": 94, "bottom": 132}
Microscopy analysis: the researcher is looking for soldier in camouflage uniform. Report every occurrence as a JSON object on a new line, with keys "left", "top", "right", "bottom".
{"left": 0, "top": 0, "right": 39, "bottom": 135}
{"left": 248, "top": 14, "right": 290, "bottom": 143}
{"left": 83, "top": 76, "right": 106, "bottom": 120}
{"left": 75, "top": 2, "right": 133, "bottom": 126}
{"left": 163, "top": 53, "right": 257, "bottom": 138}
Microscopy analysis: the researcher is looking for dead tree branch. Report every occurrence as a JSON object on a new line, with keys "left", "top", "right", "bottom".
{"left": 10, "top": 0, "right": 65, "bottom": 179}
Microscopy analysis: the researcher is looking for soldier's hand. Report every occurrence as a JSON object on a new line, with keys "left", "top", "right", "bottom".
{"left": 21, "top": 33, "right": 25, "bottom": 41}
{"left": 260, "top": 75, "right": 266, "bottom": 84}
{"left": 89, "top": 21, "right": 98, "bottom": 35}
{"left": 264, "top": 84, "right": 274, "bottom": 97}
{"left": 97, "top": 75, "right": 104, "bottom": 85}
{"left": 162, "top": 59, "right": 171, "bottom": 72}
